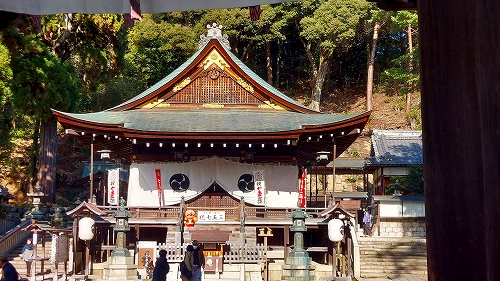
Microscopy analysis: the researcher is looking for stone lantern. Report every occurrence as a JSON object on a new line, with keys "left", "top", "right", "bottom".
{"left": 102, "top": 197, "right": 138, "bottom": 281}
{"left": 112, "top": 197, "right": 133, "bottom": 257}
{"left": 282, "top": 207, "right": 315, "bottom": 281}
{"left": 289, "top": 208, "right": 309, "bottom": 258}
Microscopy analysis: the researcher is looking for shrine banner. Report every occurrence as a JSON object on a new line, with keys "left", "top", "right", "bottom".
{"left": 298, "top": 169, "right": 307, "bottom": 207}
{"left": 107, "top": 168, "right": 120, "bottom": 205}
{"left": 155, "top": 169, "right": 162, "bottom": 206}
{"left": 253, "top": 170, "right": 266, "bottom": 206}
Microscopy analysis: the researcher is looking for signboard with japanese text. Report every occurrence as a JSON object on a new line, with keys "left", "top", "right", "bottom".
{"left": 253, "top": 170, "right": 266, "bottom": 206}
{"left": 298, "top": 169, "right": 307, "bottom": 207}
{"left": 107, "top": 168, "right": 120, "bottom": 205}
{"left": 197, "top": 211, "right": 226, "bottom": 222}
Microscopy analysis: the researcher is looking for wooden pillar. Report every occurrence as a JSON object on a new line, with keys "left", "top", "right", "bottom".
{"left": 89, "top": 141, "right": 94, "bottom": 203}
{"left": 284, "top": 225, "right": 289, "bottom": 261}
{"left": 332, "top": 141, "right": 336, "bottom": 201}
{"left": 419, "top": 1, "right": 500, "bottom": 280}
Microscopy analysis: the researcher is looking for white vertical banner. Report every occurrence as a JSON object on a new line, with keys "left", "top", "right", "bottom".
{"left": 253, "top": 170, "right": 266, "bottom": 206}
{"left": 108, "top": 168, "right": 120, "bottom": 205}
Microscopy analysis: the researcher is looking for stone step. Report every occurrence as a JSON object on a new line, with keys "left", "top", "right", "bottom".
{"left": 360, "top": 250, "right": 427, "bottom": 257}
{"left": 360, "top": 268, "right": 428, "bottom": 278}
{"left": 358, "top": 237, "right": 427, "bottom": 280}
{"left": 361, "top": 259, "right": 427, "bottom": 265}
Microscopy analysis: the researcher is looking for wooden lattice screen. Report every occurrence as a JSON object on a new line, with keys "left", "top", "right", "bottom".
{"left": 188, "top": 195, "right": 240, "bottom": 218}
{"left": 166, "top": 67, "right": 261, "bottom": 104}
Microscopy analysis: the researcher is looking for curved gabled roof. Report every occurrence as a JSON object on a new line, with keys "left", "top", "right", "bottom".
{"left": 53, "top": 26, "right": 371, "bottom": 165}
{"left": 109, "top": 36, "right": 316, "bottom": 113}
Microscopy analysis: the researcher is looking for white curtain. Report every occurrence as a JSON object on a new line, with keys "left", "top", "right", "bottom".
{"left": 127, "top": 157, "right": 299, "bottom": 207}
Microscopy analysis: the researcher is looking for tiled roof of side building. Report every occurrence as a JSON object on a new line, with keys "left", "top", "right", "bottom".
{"left": 366, "top": 130, "right": 423, "bottom": 166}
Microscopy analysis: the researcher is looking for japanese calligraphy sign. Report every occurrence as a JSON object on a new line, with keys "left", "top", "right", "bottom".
{"left": 107, "top": 168, "right": 120, "bottom": 205}
{"left": 253, "top": 170, "right": 266, "bottom": 206}
{"left": 197, "top": 211, "right": 226, "bottom": 222}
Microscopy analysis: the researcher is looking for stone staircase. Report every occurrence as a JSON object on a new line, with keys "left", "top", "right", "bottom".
{"left": 358, "top": 237, "right": 427, "bottom": 280}
{"left": 7, "top": 236, "right": 53, "bottom": 280}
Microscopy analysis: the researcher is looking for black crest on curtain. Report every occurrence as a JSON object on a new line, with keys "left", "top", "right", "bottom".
{"left": 238, "top": 174, "right": 254, "bottom": 192}
{"left": 170, "top": 173, "right": 190, "bottom": 192}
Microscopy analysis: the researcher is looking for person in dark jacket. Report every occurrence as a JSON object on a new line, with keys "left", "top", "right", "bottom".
{"left": 152, "top": 250, "right": 170, "bottom": 281}
{"left": 191, "top": 240, "right": 205, "bottom": 281}
{"left": 180, "top": 245, "right": 194, "bottom": 281}
{"left": 0, "top": 253, "right": 19, "bottom": 281}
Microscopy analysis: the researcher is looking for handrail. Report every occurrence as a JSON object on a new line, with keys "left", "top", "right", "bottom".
{"left": 350, "top": 219, "right": 361, "bottom": 279}
{"left": 0, "top": 219, "right": 32, "bottom": 254}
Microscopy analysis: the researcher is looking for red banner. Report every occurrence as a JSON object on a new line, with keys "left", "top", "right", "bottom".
{"left": 249, "top": 5, "right": 261, "bottom": 21}
{"left": 155, "top": 169, "right": 162, "bottom": 206}
{"left": 298, "top": 169, "right": 306, "bottom": 207}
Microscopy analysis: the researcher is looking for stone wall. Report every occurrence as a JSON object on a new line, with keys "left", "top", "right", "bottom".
{"left": 377, "top": 217, "right": 426, "bottom": 237}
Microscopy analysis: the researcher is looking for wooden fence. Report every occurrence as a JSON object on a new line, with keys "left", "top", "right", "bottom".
{"left": 152, "top": 242, "right": 264, "bottom": 263}
{"left": 224, "top": 243, "right": 264, "bottom": 263}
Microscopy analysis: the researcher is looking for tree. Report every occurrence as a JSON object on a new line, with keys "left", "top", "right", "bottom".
{"left": 125, "top": 15, "right": 197, "bottom": 88}
{"left": 366, "top": 10, "right": 391, "bottom": 111}
{"left": 9, "top": 30, "right": 80, "bottom": 201}
{"left": 295, "top": 0, "right": 371, "bottom": 111}
{"left": 381, "top": 11, "right": 419, "bottom": 113}
{"left": 0, "top": 34, "right": 13, "bottom": 152}
{"left": 406, "top": 164, "right": 424, "bottom": 195}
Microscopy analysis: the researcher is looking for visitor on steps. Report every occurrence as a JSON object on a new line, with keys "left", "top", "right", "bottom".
{"left": 21, "top": 238, "right": 35, "bottom": 277}
{"left": 152, "top": 249, "right": 170, "bottom": 281}
{"left": 191, "top": 240, "right": 205, "bottom": 281}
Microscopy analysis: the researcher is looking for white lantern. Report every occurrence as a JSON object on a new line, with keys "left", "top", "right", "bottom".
{"left": 328, "top": 219, "right": 344, "bottom": 242}
{"left": 78, "top": 217, "right": 95, "bottom": 241}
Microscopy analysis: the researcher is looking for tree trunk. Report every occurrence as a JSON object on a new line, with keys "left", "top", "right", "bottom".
{"left": 406, "top": 24, "right": 413, "bottom": 113}
{"left": 366, "top": 21, "right": 381, "bottom": 112}
{"left": 309, "top": 53, "right": 332, "bottom": 112}
{"left": 30, "top": 120, "right": 41, "bottom": 190}
{"left": 276, "top": 39, "right": 282, "bottom": 87}
{"left": 37, "top": 118, "right": 58, "bottom": 202}
{"left": 265, "top": 24, "right": 273, "bottom": 85}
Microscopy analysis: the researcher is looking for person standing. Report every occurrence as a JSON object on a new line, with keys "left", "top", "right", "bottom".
{"left": 191, "top": 240, "right": 204, "bottom": 281}
{"left": 0, "top": 253, "right": 19, "bottom": 281}
{"left": 180, "top": 245, "right": 194, "bottom": 281}
{"left": 152, "top": 249, "right": 170, "bottom": 281}
{"left": 21, "top": 238, "right": 35, "bottom": 277}
{"left": 362, "top": 209, "right": 372, "bottom": 236}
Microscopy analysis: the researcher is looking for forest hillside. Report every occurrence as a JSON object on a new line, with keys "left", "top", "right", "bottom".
{"left": 0, "top": 4, "right": 420, "bottom": 205}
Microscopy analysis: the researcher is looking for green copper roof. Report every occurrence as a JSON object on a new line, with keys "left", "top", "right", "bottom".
{"left": 55, "top": 109, "right": 364, "bottom": 133}
{"left": 109, "top": 38, "right": 312, "bottom": 112}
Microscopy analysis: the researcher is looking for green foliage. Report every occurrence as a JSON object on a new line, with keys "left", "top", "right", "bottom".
{"left": 10, "top": 37, "right": 81, "bottom": 121}
{"left": 406, "top": 164, "right": 424, "bottom": 195}
{"left": 300, "top": 0, "right": 370, "bottom": 48}
{"left": 381, "top": 49, "right": 420, "bottom": 96}
{"left": 0, "top": 34, "right": 13, "bottom": 150}
{"left": 385, "top": 176, "right": 406, "bottom": 195}
{"left": 347, "top": 175, "right": 357, "bottom": 183}
{"left": 125, "top": 16, "right": 197, "bottom": 88}
{"left": 380, "top": 11, "right": 420, "bottom": 97}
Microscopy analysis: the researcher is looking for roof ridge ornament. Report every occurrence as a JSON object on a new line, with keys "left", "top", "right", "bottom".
{"left": 198, "top": 23, "right": 230, "bottom": 50}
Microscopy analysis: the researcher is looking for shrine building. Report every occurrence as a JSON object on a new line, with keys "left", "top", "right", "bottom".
{"left": 53, "top": 24, "right": 370, "bottom": 277}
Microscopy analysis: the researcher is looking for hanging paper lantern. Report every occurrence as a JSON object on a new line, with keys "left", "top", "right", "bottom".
{"left": 328, "top": 219, "right": 344, "bottom": 242}
{"left": 78, "top": 217, "right": 95, "bottom": 241}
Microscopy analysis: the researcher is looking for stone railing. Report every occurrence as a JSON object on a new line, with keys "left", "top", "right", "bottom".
{"left": 0, "top": 218, "right": 17, "bottom": 236}
{"left": 0, "top": 219, "right": 32, "bottom": 254}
